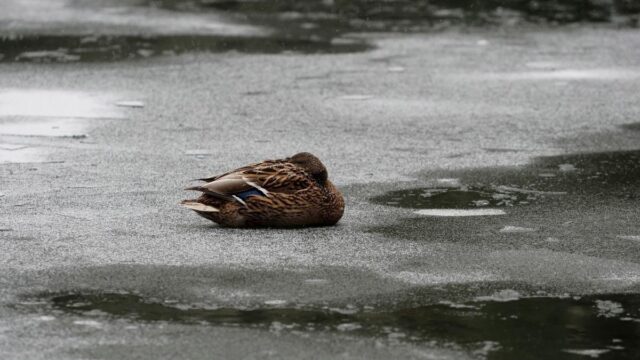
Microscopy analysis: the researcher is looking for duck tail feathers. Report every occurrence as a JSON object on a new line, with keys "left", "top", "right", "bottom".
{"left": 180, "top": 200, "right": 219, "bottom": 213}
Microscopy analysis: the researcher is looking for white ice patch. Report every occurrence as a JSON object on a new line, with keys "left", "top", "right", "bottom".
{"left": 330, "top": 306, "right": 358, "bottom": 315}
{"left": 0, "top": 89, "right": 125, "bottom": 161}
{"left": 595, "top": 300, "right": 624, "bottom": 318}
{"left": 387, "top": 66, "right": 405, "bottom": 73}
{"left": 115, "top": 100, "right": 145, "bottom": 108}
{"left": 494, "top": 185, "right": 566, "bottom": 195}
{"left": 435, "top": 178, "right": 461, "bottom": 188}
{"left": 15, "top": 50, "right": 80, "bottom": 62}
{"left": 558, "top": 163, "right": 577, "bottom": 172}
{"left": 264, "top": 299, "right": 287, "bottom": 306}
{"left": 617, "top": 235, "right": 640, "bottom": 242}
{"left": 469, "top": 68, "right": 640, "bottom": 81}
{"left": 0, "top": 118, "right": 88, "bottom": 137}
{"left": 473, "top": 341, "right": 500, "bottom": 357}
{"left": 0, "top": 89, "right": 122, "bottom": 119}
{"left": 336, "top": 323, "right": 362, "bottom": 332}
{"left": 563, "top": 349, "right": 610, "bottom": 358}
{"left": 472, "top": 200, "right": 490, "bottom": 207}
{"left": 73, "top": 320, "right": 103, "bottom": 328}
{"left": 269, "top": 321, "right": 295, "bottom": 332}
{"left": 438, "top": 301, "right": 479, "bottom": 309}
{"left": 415, "top": 209, "right": 506, "bottom": 217}
{"left": 0, "top": 145, "right": 53, "bottom": 163}
{"left": 304, "top": 278, "right": 329, "bottom": 285}
{"left": 475, "top": 289, "right": 522, "bottom": 302}
{"left": 499, "top": 226, "right": 536, "bottom": 233}
{"left": 1, "top": 0, "right": 267, "bottom": 37}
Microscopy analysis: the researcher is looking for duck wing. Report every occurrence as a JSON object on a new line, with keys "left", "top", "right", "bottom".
{"left": 186, "top": 161, "right": 314, "bottom": 204}
{"left": 197, "top": 159, "right": 285, "bottom": 182}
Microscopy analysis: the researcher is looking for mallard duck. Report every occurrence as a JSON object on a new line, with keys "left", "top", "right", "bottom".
{"left": 181, "top": 152, "right": 345, "bottom": 227}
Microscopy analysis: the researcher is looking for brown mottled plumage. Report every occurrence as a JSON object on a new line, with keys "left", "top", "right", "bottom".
{"left": 181, "top": 152, "right": 344, "bottom": 227}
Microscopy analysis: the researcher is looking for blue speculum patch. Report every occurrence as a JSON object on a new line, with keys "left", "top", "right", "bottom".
{"left": 235, "top": 189, "right": 264, "bottom": 200}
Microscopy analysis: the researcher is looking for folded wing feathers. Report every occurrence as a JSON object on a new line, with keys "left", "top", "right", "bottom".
{"left": 184, "top": 186, "right": 236, "bottom": 202}
{"left": 186, "top": 173, "right": 270, "bottom": 207}
{"left": 185, "top": 167, "right": 283, "bottom": 209}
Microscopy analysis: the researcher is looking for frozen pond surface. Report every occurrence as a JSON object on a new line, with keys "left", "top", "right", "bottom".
{"left": 1, "top": 0, "right": 640, "bottom": 359}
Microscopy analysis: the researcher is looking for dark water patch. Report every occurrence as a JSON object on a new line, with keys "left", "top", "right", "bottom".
{"left": 28, "top": 291, "right": 640, "bottom": 359}
{"left": 369, "top": 150, "right": 640, "bottom": 257}
{"left": 371, "top": 186, "right": 536, "bottom": 209}
{"left": 464, "top": 149, "right": 640, "bottom": 199}
{"left": 0, "top": 34, "right": 370, "bottom": 63}
{"left": 160, "top": 0, "right": 640, "bottom": 31}
{"left": 373, "top": 149, "right": 640, "bottom": 210}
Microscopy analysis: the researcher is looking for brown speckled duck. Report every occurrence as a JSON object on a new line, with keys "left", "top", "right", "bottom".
{"left": 181, "top": 152, "right": 344, "bottom": 227}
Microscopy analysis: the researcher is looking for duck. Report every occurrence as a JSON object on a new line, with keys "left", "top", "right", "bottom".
{"left": 181, "top": 152, "right": 345, "bottom": 227}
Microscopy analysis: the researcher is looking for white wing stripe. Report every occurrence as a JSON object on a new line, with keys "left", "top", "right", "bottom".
{"left": 232, "top": 195, "right": 248, "bottom": 207}
{"left": 242, "top": 176, "right": 270, "bottom": 196}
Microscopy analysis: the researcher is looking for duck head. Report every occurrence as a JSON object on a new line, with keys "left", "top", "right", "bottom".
{"left": 288, "top": 152, "right": 328, "bottom": 185}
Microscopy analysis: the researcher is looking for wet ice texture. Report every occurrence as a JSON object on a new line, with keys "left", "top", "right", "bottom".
{"left": 370, "top": 150, "right": 640, "bottom": 268}
{"left": 0, "top": 0, "right": 369, "bottom": 63}
{"left": 0, "top": 89, "right": 122, "bottom": 119}
{"left": 1, "top": 0, "right": 265, "bottom": 37}
{"left": 0, "top": 89, "right": 125, "bottom": 163}
{"left": 17, "top": 289, "right": 640, "bottom": 360}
